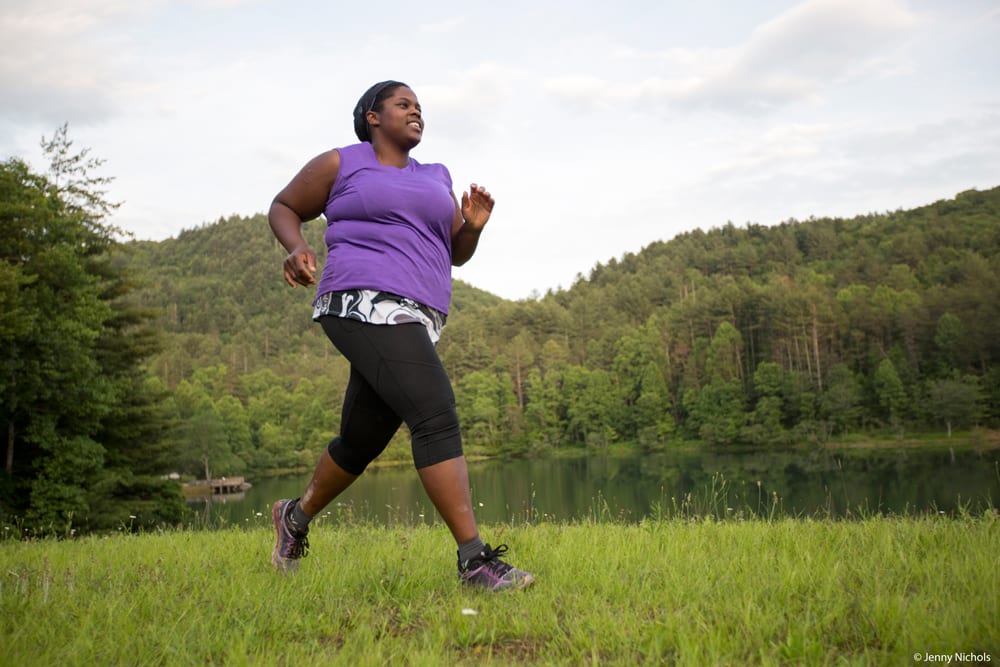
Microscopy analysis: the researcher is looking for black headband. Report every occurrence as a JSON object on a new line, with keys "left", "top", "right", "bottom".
{"left": 353, "top": 80, "right": 407, "bottom": 142}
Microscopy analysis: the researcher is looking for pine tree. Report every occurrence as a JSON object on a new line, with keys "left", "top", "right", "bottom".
{"left": 0, "top": 128, "right": 183, "bottom": 533}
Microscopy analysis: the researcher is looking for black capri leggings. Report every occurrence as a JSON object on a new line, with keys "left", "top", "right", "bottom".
{"left": 319, "top": 315, "right": 463, "bottom": 474}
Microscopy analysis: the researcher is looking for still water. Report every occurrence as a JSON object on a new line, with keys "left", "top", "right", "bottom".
{"left": 192, "top": 446, "right": 1000, "bottom": 527}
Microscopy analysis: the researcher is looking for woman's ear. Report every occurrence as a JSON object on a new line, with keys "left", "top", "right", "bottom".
{"left": 365, "top": 110, "right": 380, "bottom": 132}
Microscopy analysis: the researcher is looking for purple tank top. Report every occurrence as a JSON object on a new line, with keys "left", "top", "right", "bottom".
{"left": 315, "top": 142, "right": 456, "bottom": 314}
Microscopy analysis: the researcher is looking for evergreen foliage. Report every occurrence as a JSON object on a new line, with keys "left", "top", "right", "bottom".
{"left": 125, "top": 186, "right": 999, "bottom": 470}
{"left": 1, "top": 129, "right": 185, "bottom": 533}
{"left": 4, "top": 125, "right": 998, "bottom": 533}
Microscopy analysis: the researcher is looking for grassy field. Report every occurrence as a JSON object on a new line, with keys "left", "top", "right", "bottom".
{"left": 2, "top": 511, "right": 998, "bottom": 666}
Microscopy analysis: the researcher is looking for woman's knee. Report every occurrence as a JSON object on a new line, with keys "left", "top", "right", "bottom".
{"left": 410, "top": 404, "right": 463, "bottom": 468}
{"left": 328, "top": 435, "right": 390, "bottom": 475}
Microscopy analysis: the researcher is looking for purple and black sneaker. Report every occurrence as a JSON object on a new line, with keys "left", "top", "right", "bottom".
{"left": 458, "top": 543, "right": 535, "bottom": 591}
{"left": 271, "top": 499, "right": 309, "bottom": 574}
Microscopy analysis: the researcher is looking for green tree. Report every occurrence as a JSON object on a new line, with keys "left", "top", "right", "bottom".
{"left": 523, "top": 367, "right": 563, "bottom": 450}
{"left": 172, "top": 380, "right": 234, "bottom": 481}
{"left": 563, "top": 366, "right": 619, "bottom": 449}
{"left": 683, "top": 379, "right": 745, "bottom": 447}
{"left": 926, "top": 376, "right": 982, "bottom": 436}
{"left": 216, "top": 395, "right": 253, "bottom": 466}
{"left": 932, "top": 312, "right": 964, "bottom": 376}
{"left": 457, "top": 369, "right": 508, "bottom": 451}
{"left": 679, "top": 322, "right": 748, "bottom": 446}
{"left": 706, "top": 321, "right": 744, "bottom": 384}
{"left": 819, "top": 364, "right": 863, "bottom": 436}
{"left": 743, "top": 361, "right": 787, "bottom": 446}
{"left": 634, "top": 362, "right": 674, "bottom": 450}
{"left": 1, "top": 129, "right": 180, "bottom": 532}
{"left": 873, "top": 359, "right": 906, "bottom": 434}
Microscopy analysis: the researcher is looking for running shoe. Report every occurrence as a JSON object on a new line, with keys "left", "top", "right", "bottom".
{"left": 458, "top": 543, "right": 535, "bottom": 591}
{"left": 271, "top": 498, "right": 309, "bottom": 573}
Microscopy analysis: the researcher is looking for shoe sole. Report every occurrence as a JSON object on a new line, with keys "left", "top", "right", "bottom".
{"left": 461, "top": 571, "right": 536, "bottom": 591}
{"left": 271, "top": 500, "right": 297, "bottom": 574}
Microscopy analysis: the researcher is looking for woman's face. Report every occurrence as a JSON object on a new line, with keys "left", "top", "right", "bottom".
{"left": 370, "top": 86, "right": 424, "bottom": 148}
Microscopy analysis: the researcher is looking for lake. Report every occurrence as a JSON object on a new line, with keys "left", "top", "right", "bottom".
{"left": 194, "top": 448, "right": 1000, "bottom": 525}
{"left": 191, "top": 446, "right": 999, "bottom": 528}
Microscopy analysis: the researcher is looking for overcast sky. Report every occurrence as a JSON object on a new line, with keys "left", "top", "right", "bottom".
{"left": 2, "top": 0, "right": 998, "bottom": 301}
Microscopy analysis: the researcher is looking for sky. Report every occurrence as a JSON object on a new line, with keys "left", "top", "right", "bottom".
{"left": 2, "top": 0, "right": 998, "bottom": 301}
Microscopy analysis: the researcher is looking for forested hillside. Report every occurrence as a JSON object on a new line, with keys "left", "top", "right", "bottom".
{"left": 127, "top": 187, "right": 1000, "bottom": 475}
{"left": 9, "top": 131, "right": 995, "bottom": 535}
{"left": 122, "top": 215, "right": 504, "bottom": 477}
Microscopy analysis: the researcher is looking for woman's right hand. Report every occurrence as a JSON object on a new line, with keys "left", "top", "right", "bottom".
{"left": 283, "top": 244, "right": 317, "bottom": 288}
{"left": 269, "top": 149, "right": 340, "bottom": 289}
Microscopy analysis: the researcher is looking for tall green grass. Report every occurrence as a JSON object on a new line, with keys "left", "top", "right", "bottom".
{"left": 2, "top": 509, "right": 997, "bottom": 666}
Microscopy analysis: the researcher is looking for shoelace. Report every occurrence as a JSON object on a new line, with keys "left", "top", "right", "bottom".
{"left": 286, "top": 534, "right": 309, "bottom": 559}
{"left": 476, "top": 543, "right": 512, "bottom": 575}
{"left": 282, "top": 512, "right": 310, "bottom": 559}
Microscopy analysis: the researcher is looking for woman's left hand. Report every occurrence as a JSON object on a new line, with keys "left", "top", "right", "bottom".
{"left": 460, "top": 183, "right": 494, "bottom": 232}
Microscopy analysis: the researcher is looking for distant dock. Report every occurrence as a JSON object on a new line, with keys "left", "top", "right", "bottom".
{"left": 182, "top": 476, "right": 252, "bottom": 497}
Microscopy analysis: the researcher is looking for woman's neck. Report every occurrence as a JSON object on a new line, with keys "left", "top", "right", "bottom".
{"left": 370, "top": 139, "right": 410, "bottom": 168}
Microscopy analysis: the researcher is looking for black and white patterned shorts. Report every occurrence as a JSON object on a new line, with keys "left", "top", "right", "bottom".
{"left": 313, "top": 289, "right": 446, "bottom": 344}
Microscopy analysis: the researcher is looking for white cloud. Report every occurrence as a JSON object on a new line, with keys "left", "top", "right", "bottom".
{"left": 971, "top": 5, "right": 1000, "bottom": 23}
{"left": 545, "top": 0, "right": 919, "bottom": 114}
{"left": 741, "top": 0, "right": 917, "bottom": 73}
{"left": 182, "top": 0, "right": 260, "bottom": 8}
{"left": 419, "top": 16, "right": 466, "bottom": 33}
{"left": 0, "top": 1, "right": 147, "bottom": 123}
{"left": 1, "top": 0, "right": 997, "bottom": 301}
{"left": 541, "top": 75, "right": 612, "bottom": 109}
{"left": 701, "top": 123, "right": 834, "bottom": 182}
{"left": 841, "top": 112, "right": 1000, "bottom": 170}
{"left": 702, "top": 0, "right": 916, "bottom": 109}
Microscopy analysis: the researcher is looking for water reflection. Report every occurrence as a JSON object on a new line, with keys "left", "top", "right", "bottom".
{"left": 191, "top": 447, "right": 999, "bottom": 527}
